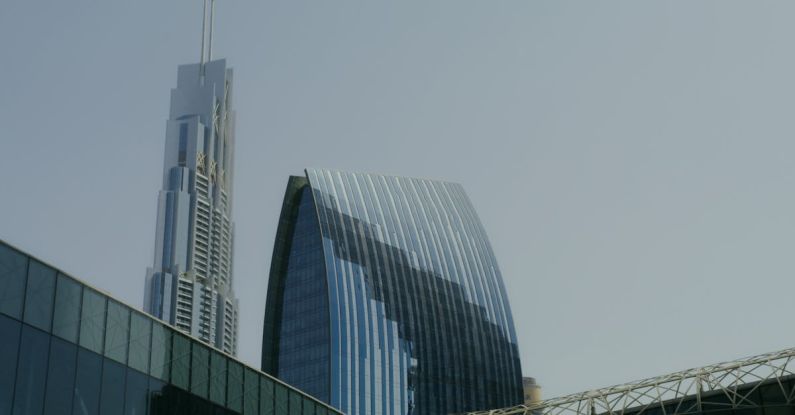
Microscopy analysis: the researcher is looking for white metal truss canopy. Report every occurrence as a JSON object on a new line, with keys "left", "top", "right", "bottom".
{"left": 470, "top": 347, "right": 795, "bottom": 415}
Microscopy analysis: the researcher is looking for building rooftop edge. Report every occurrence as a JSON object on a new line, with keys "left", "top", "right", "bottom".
{"left": 0, "top": 236, "right": 341, "bottom": 414}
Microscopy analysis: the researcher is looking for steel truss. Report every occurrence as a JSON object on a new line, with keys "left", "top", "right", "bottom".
{"left": 470, "top": 347, "right": 795, "bottom": 415}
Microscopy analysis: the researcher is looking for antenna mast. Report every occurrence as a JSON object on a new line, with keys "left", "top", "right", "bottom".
{"left": 208, "top": 0, "right": 216, "bottom": 62}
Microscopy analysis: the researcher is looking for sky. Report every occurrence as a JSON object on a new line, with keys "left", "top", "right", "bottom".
{"left": 2, "top": 0, "right": 795, "bottom": 401}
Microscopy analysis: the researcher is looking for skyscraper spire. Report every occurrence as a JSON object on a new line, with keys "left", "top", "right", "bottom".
{"left": 199, "top": 0, "right": 207, "bottom": 67}
{"left": 208, "top": 0, "right": 216, "bottom": 62}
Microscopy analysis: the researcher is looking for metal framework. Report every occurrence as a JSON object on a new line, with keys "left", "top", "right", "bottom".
{"left": 470, "top": 347, "right": 795, "bottom": 415}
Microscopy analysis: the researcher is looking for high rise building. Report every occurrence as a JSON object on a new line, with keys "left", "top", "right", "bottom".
{"left": 262, "top": 169, "right": 524, "bottom": 415}
{"left": 144, "top": 1, "right": 238, "bottom": 354}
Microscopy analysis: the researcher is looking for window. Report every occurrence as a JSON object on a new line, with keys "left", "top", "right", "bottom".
{"left": 0, "top": 314, "right": 21, "bottom": 415}
{"left": 128, "top": 311, "right": 151, "bottom": 374}
{"left": 227, "top": 361, "right": 243, "bottom": 412}
{"left": 243, "top": 368, "right": 259, "bottom": 414}
{"left": 171, "top": 333, "right": 191, "bottom": 390}
{"left": 289, "top": 390, "right": 303, "bottom": 415}
{"left": 43, "top": 336, "right": 78, "bottom": 414}
{"left": 105, "top": 300, "right": 130, "bottom": 363}
{"left": 124, "top": 367, "right": 149, "bottom": 415}
{"left": 73, "top": 348, "right": 103, "bottom": 415}
{"left": 13, "top": 325, "right": 50, "bottom": 415}
{"left": 53, "top": 274, "right": 82, "bottom": 342}
{"left": 80, "top": 289, "right": 107, "bottom": 354}
{"left": 209, "top": 351, "right": 227, "bottom": 406}
{"left": 23, "top": 259, "right": 56, "bottom": 331}
{"left": 191, "top": 343, "right": 210, "bottom": 399}
{"left": 150, "top": 322, "right": 171, "bottom": 382}
{"left": 0, "top": 243, "right": 28, "bottom": 319}
{"left": 147, "top": 377, "right": 167, "bottom": 415}
{"left": 178, "top": 123, "right": 188, "bottom": 166}
{"left": 274, "top": 383, "right": 288, "bottom": 415}
{"left": 100, "top": 358, "right": 126, "bottom": 415}
{"left": 260, "top": 377, "right": 274, "bottom": 415}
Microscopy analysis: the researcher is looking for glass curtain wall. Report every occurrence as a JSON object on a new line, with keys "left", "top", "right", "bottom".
{"left": 0, "top": 240, "right": 339, "bottom": 415}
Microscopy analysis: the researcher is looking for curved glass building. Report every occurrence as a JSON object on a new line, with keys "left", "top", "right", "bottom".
{"left": 262, "top": 169, "right": 523, "bottom": 415}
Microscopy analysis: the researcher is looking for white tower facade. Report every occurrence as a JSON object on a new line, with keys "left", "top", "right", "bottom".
{"left": 144, "top": 58, "right": 238, "bottom": 355}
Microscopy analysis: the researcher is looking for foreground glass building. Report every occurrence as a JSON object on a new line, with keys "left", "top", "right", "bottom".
{"left": 0, "top": 239, "right": 341, "bottom": 415}
{"left": 262, "top": 169, "right": 524, "bottom": 415}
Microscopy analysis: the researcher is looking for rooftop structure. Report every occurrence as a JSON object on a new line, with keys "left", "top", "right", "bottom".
{"left": 0, "top": 239, "right": 338, "bottom": 414}
{"left": 469, "top": 347, "right": 795, "bottom": 415}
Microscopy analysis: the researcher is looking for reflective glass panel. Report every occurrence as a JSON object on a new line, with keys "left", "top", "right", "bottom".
{"left": 128, "top": 311, "right": 151, "bottom": 374}
{"left": 105, "top": 300, "right": 130, "bottom": 363}
{"left": 0, "top": 243, "right": 27, "bottom": 319}
{"left": 289, "top": 390, "right": 303, "bottom": 415}
{"left": 274, "top": 383, "right": 288, "bottom": 415}
{"left": 171, "top": 333, "right": 191, "bottom": 390}
{"left": 260, "top": 377, "right": 274, "bottom": 415}
{"left": 43, "top": 336, "right": 78, "bottom": 414}
{"left": 23, "top": 259, "right": 56, "bottom": 331}
{"left": 150, "top": 322, "right": 171, "bottom": 382}
{"left": 79, "top": 289, "right": 107, "bottom": 354}
{"left": 243, "top": 368, "right": 258, "bottom": 415}
{"left": 191, "top": 342, "right": 210, "bottom": 398}
{"left": 73, "top": 348, "right": 103, "bottom": 415}
{"left": 53, "top": 274, "right": 82, "bottom": 342}
{"left": 227, "top": 361, "right": 243, "bottom": 412}
{"left": 147, "top": 378, "right": 167, "bottom": 415}
{"left": 100, "top": 358, "right": 126, "bottom": 415}
{"left": 0, "top": 314, "right": 21, "bottom": 415}
{"left": 124, "top": 368, "right": 149, "bottom": 415}
{"left": 209, "top": 351, "right": 227, "bottom": 406}
{"left": 13, "top": 325, "right": 50, "bottom": 415}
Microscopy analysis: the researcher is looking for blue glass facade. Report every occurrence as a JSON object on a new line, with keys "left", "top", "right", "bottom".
{"left": 263, "top": 169, "right": 523, "bottom": 415}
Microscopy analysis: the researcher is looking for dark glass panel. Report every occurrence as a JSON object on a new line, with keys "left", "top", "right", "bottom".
{"left": 289, "top": 390, "right": 303, "bottom": 415}
{"left": 302, "top": 399, "right": 314, "bottom": 415}
{"left": 260, "top": 377, "right": 274, "bottom": 415}
{"left": 243, "top": 368, "right": 258, "bottom": 415}
{"left": 209, "top": 351, "right": 227, "bottom": 406}
{"left": 149, "top": 322, "right": 171, "bottom": 382}
{"left": 171, "top": 334, "right": 191, "bottom": 390}
{"left": 0, "top": 315, "right": 21, "bottom": 415}
{"left": 12, "top": 325, "right": 50, "bottom": 415}
{"left": 128, "top": 312, "right": 151, "bottom": 374}
{"left": 124, "top": 368, "right": 149, "bottom": 415}
{"left": 274, "top": 383, "right": 288, "bottom": 415}
{"left": 276, "top": 186, "right": 330, "bottom": 402}
{"left": 73, "top": 348, "right": 103, "bottom": 415}
{"left": 104, "top": 300, "right": 130, "bottom": 363}
{"left": 170, "top": 386, "right": 191, "bottom": 415}
{"left": 316, "top": 403, "right": 327, "bottom": 415}
{"left": 43, "top": 337, "right": 78, "bottom": 414}
{"left": 227, "top": 361, "right": 243, "bottom": 412}
{"left": 0, "top": 243, "right": 28, "bottom": 319}
{"left": 79, "top": 289, "right": 107, "bottom": 354}
{"left": 191, "top": 342, "right": 210, "bottom": 399}
{"left": 100, "top": 358, "right": 127, "bottom": 415}
{"left": 190, "top": 395, "right": 212, "bottom": 415}
{"left": 148, "top": 378, "right": 167, "bottom": 415}
{"left": 23, "top": 260, "right": 56, "bottom": 331}
{"left": 52, "top": 274, "right": 82, "bottom": 342}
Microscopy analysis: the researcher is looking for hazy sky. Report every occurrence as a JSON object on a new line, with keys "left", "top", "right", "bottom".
{"left": 3, "top": 0, "right": 795, "bottom": 401}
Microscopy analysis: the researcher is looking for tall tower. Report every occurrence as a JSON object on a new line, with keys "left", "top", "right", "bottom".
{"left": 144, "top": 0, "right": 238, "bottom": 355}
{"left": 263, "top": 169, "right": 524, "bottom": 415}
